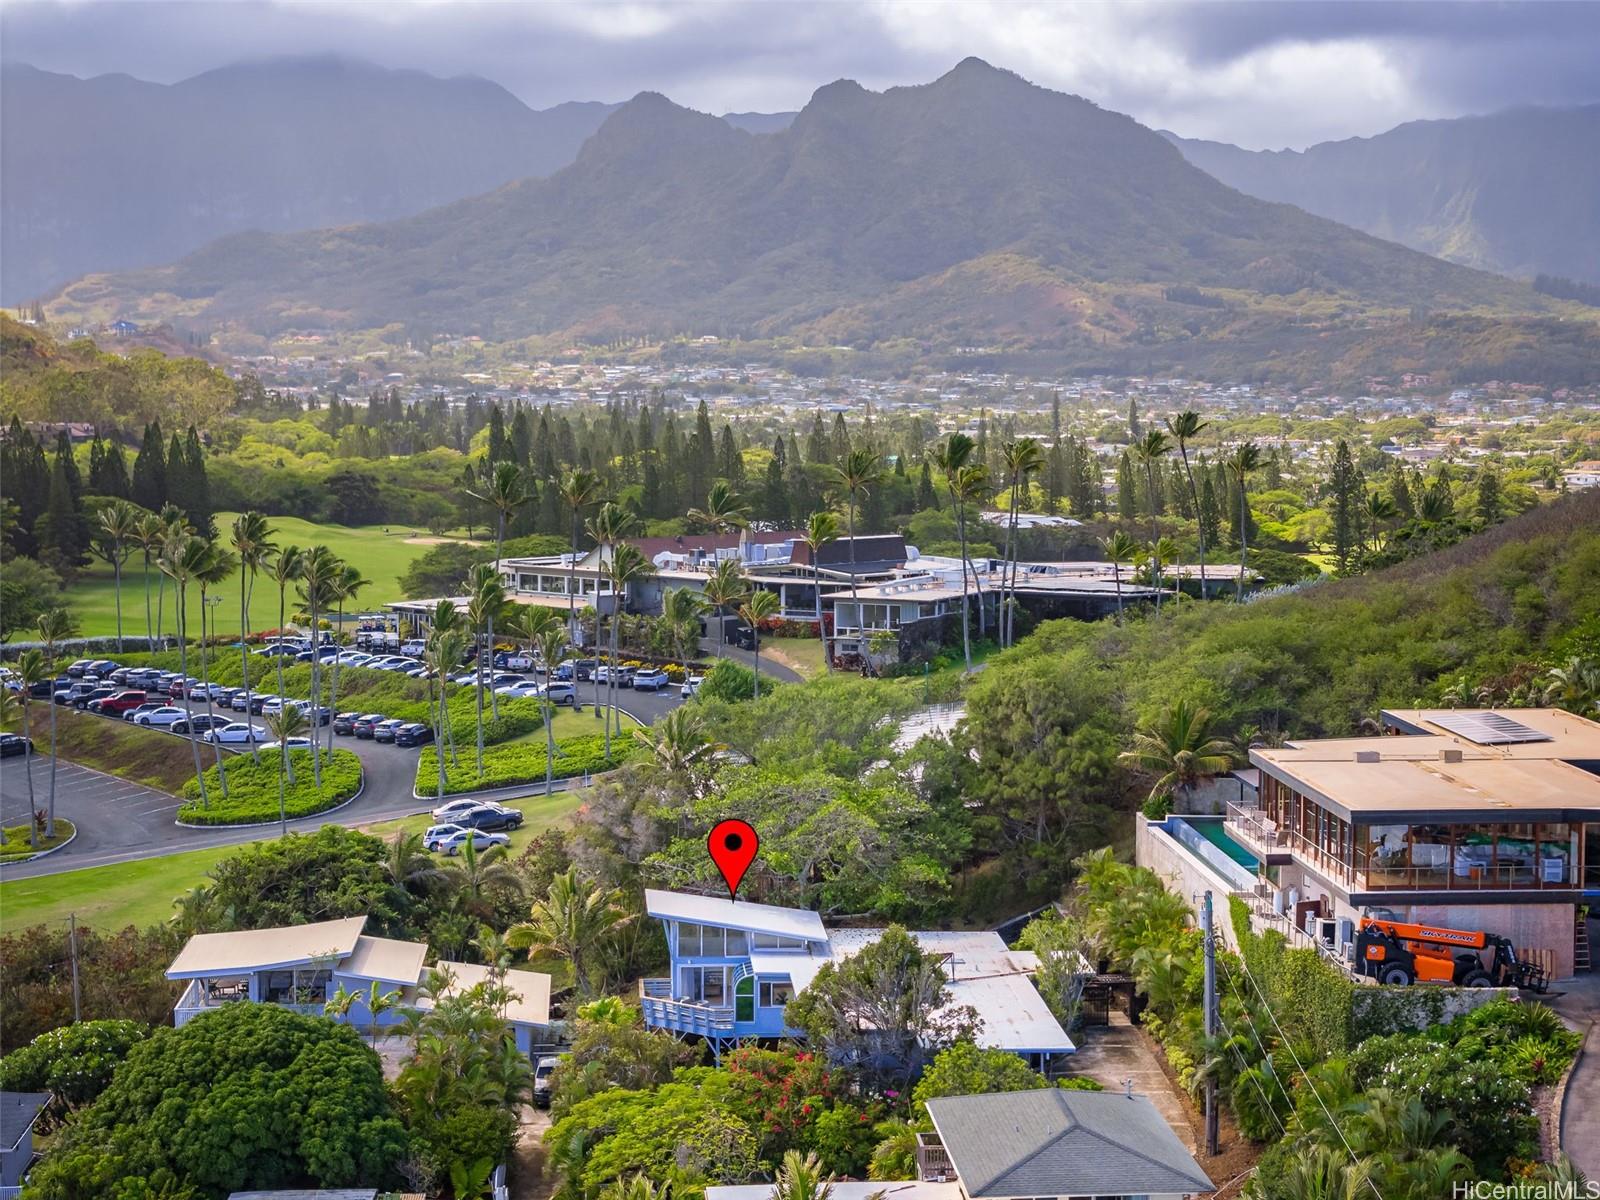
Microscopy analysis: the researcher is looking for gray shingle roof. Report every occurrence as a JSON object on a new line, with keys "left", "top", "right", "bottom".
{"left": 0, "top": 1091, "right": 49, "bottom": 1153}
{"left": 924, "top": 1088, "right": 1213, "bottom": 1198}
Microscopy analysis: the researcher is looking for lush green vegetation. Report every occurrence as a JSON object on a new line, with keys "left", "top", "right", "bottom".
{"left": 0, "top": 817, "right": 74, "bottom": 862}
{"left": 176, "top": 747, "right": 362, "bottom": 825}
{"left": 0, "top": 1019, "right": 151, "bottom": 1108}
{"left": 16, "top": 706, "right": 198, "bottom": 792}
{"left": 415, "top": 732, "right": 632, "bottom": 795}
{"left": 0, "top": 923, "right": 180, "bottom": 1053}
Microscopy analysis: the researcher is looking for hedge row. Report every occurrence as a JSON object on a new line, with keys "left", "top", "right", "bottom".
{"left": 177, "top": 748, "right": 362, "bottom": 826}
{"left": 414, "top": 734, "right": 634, "bottom": 796}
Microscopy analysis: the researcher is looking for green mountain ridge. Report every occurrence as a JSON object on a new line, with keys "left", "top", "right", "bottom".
{"left": 1164, "top": 105, "right": 1600, "bottom": 286}
{"left": 46, "top": 59, "right": 1600, "bottom": 383}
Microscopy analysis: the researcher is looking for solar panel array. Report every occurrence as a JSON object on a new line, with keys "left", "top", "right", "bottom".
{"left": 1430, "top": 711, "right": 1553, "bottom": 745}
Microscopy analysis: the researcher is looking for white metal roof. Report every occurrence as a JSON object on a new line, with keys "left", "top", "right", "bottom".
{"left": 166, "top": 917, "right": 367, "bottom": 979}
{"left": 645, "top": 889, "right": 828, "bottom": 941}
{"left": 748, "top": 949, "right": 829, "bottom": 992}
{"left": 709, "top": 1185, "right": 961, "bottom": 1200}
{"left": 335, "top": 935, "right": 429, "bottom": 987}
{"left": 422, "top": 961, "right": 553, "bottom": 1028}
{"left": 946, "top": 975, "right": 1076, "bottom": 1053}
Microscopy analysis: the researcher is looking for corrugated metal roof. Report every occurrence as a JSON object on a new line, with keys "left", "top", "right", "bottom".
{"left": 166, "top": 917, "right": 367, "bottom": 979}
{"left": 644, "top": 889, "right": 827, "bottom": 941}
{"left": 925, "top": 1089, "right": 1213, "bottom": 1198}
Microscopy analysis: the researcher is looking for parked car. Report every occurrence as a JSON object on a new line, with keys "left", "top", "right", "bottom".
{"left": 532, "top": 1056, "right": 561, "bottom": 1108}
{"left": 332, "top": 711, "right": 362, "bottom": 736}
{"left": 135, "top": 706, "right": 189, "bottom": 727}
{"left": 431, "top": 828, "right": 512, "bottom": 855}
{"left": 54, "top": 681, "right": 95, "bottom": 706}
{"left": 0, "top": 732, "right": 35, "bottom": 758}
{"left": 204, "top": 722, "right": 266, "bottom": 744}
{"left": 91, "top": 690, "right": 148, "bottom": 717}
{"left": 260, "top": 737, "right": 315, "bottom": 752}
{"left": 633, "top": 669, "right": 670, "bottom": 692}
{"left": 187, "top": 681, "right": 228, "bottom": 701}
{"left": 166, "top": 677, "right": 199, "bottom": 699}
{"left": 494, "top": 683, "right": 545, "bottom": 699}
{"left": 294, "top": 702, "right": 334, "bottom": 726}
{"left": 454, "top": 804, "right": 525, "bottom": 833}
{"left": 494, "top": 651, "right": 534, "bottom": 671}
{"left": 352, "top": 713, "right": 387, "bottom": 739}
{"left": 400, "top": 639, "right": 427, "bottom": 657}
{"left": 31, "top": 676, "right": 69, "bottom": 699}
{"left": 230, "top": 691, "right": 254, "bottom": 712}
{"left": 680, "top": 674, "right": 704, "bottom": 698}
{"left": 394, "top": 722, "right": 435, "bottom": 747}
{"left": 422, "top": 822, "right": 467, "bottom": 851}
{"left": 539, "top": 683, "right": 577, "bottom": 705}
{"left": 372, "top": 719, "right": 405, "bottom": 744}
{"left": 171, "top": 713, "right": 231, "bottom": 735}
{"left": 65, "top": 659, "right": 96, "bottom": 678}
{"left": 334, "top": 652, "right": 374, "bottom": 668}
{"left": 431, "top": 797, "right": 511, "bottom": 822}
{"left": 124, "top": 701, "right": 167, "bottom": 723}
{"left": 75, "top": 687, "right": 118, "bottom": 710}
{"left": 259, "top": 696, "right": 293, "bottom": 717}
{"left": 254, "top": 644, "right": 303, "bottom": 658}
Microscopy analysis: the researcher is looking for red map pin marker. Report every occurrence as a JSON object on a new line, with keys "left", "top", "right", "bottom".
{"left": 708, "top": 819, "right": 759, "bottom": 901}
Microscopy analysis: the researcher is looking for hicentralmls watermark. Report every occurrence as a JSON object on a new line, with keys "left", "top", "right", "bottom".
{"left": 1455, "top": 1184, "right": 1600, "bottom": 1200}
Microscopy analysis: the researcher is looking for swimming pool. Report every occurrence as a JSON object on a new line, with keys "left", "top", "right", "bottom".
{"left": 1175, "top": 816, "right": 1260, "bottom": 871}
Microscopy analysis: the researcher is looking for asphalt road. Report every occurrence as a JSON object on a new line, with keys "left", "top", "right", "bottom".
{"left": 0, "top": 689, "right": 686, "bottom": 882}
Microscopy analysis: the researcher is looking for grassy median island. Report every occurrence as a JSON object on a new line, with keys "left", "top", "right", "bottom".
{"left": 176, "top": 747, "right": 362, "bottom": 826}
{"left": 0, "top": 819, "right": 76, "bottom": 863}
{"left": 415, "top": 731, "right": 635, "bottom": 795}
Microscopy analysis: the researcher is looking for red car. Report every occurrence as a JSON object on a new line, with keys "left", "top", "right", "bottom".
{"left": 92, "top": 690, "right": 149, "bottom": 716}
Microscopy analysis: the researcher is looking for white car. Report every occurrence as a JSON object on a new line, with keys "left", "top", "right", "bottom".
{"left": 204, "top": 722, "right": 266, "bottom": 744}
{"left": 334, "top": 652, "right": 374, "bottom": 667}
{"left": 422, "top": 822, "right": 467, "bottom": 851}
{"left": 431, "top": 797, "right": 511, "bottom": 822}
{"left": 134, "top": 706, "right": 188, "bottom": 727}
{"left": 260, "top": 737, "right": 315, "bottom": 752}
{"left": 400, "top": 639, "right": 427, "bottom": 657}
{"left": 258, "top": 696, "right": 292, "bottom": 716}
{"left": 681, "top": 674, "right": 704, "bottom": 697}
{"left": 494, "top": 683, "right": 545, "bottom": 699}
{"left": 431, "top": 828, "right": 511, "bottom": 855}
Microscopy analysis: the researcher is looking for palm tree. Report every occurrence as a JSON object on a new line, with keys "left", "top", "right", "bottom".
{"left": 1132, "top": 429, "right": 1171, "bottom": 612}
{"left": 295, "top": 546, "right": 342, "bottom": 787}
{"left": 799, "top": 511, "right": 839, "bottom": 670}
{"left": 1165, "top": 410, "right": 1210, "bottom": 598}
{"left": 384, "top": 830, "right": 447, "bottom": 899}
{"left": 507, "top": 867, "right": 630, "bottom": 998}
{"left": 600, "top": 1175, "right": 673, "bottom": 1200}
{"left": 465, "top": 566, "right": 506, "bottom": 778}
{"left": 554, "top": 467, "right": 603, "bottom": 645}
{"left": 701, "top": 557, "right": 749, "bottom": 662}
{"left": 324, "top": 563, "right": 369, "bottom": 756}
{"left": 632, "top": 706, "right": 717, "bottom": 794}
{"left": 1363, "top": 491, "right": 1398, "bottom": 555}
{"left": 826, "top": 448, "right": 884, "bottom": 657}
{"left": 95, "top": 500, "right": 141, "bottom": 653}
{"left": 466, "top": 460, "right": 528, "bottom": 565}
{"left": 266, "top": 545, "right": 303, "bottom": 707}
{"left": 999, "top": 438, "right": 1044, "bottom": 646}
{"left": 772, "top": 1150, "right": 835, "bottom": 1200}
{"left": 739, "top": 589, "right": 781, "bottom": 698}
{"left": 947, "top": 461, "right": 991, "bottom": 671}
{"left": 602, "top": 543, "right": 653, "bottom": 752}
{"left": 10, "top": 650, "right": 48, "bottom": 849}
{"left": 442, "top": 838, "right": 523, "bottom": 921}
{"left": 36, "top": 607, "right": 79, "bottom": 838}
{"left": 1224, "top": 441, "right": 1262, "bottom": 602}
{"left": 585, "top": 501, "right": 639, "bottom": 722}
{"left": 424, "top": 624, "right": 468, "bottom": 799}
{"left": 1118, "top": 700, "right": 1236, "bottom": 811}
{"left": 264, "top": 702, "right": 311, "bottom": 835}
{"left": 687, "top": 480, "right": 751, "bottom": 534}
{"left": 1100, "top": 530, "right": 1138, "bottom": 624}
{"left": 931, "top": 434, "right": 979, "bottom": 661}
{"left": 196, "top": 542, "right": 239, "bottom": 797}
{"left": 149, "top": 505, "right": 190, "bottom": 645}
{"left": 535, "top": 626, "right": 570, "bottom": 794}
{"left": 231, "top": 512, "right": 275, "bottom": 765}
{"left": 161, "top": 533, "right": 214, "bottom": 809}
{"left": 660, "top": 586, "right": 707, "bottom": 671}
{"left": 133, "top": 512, "right": 165, "bottom": 646}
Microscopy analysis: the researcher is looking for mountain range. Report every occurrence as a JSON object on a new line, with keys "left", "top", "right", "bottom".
{"left": 0, "top": 57, "right": 621, "bottom": 303}
{"left": 1165, "top": 105, "right": 1600, "bottom": 287}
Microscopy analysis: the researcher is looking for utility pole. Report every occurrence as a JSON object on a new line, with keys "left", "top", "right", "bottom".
{"left": 68, "top": 912, "right": 82, "bottom": 1023}
{"left": 1201, "top": 890, "right": 1219, "bottom": 1157}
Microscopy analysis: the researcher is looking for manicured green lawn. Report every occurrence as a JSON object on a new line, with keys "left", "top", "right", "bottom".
{"left": 0, "top": 819, "right": 76, "bottom": 863}
{"left": 57, "top": 514, "right": 450, "bottom": 639}
{"left": 504, "top": 706, "right": 641, "bottom": 744}
{"left": 761, "top": 636, "right": 827, "bottom": 678}
{"left": 0, "top": 791, "right": 584, "bottom": 933}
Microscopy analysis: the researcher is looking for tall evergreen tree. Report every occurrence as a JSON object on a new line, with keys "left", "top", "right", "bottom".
{"left": 805, "top": 412, "right": 829, "bottom": 464}
{"left": 1476, "top": 464, "right": 1504, "bottom": 525}
{"left": 101, "top": 440, "right": 131, "bottom": 498}
{"left": 131, "top": 421, "right": 166, "bottom": 512}
{"left": 917, "top": 460, "right": 938, "bottom": 510}
{"left": 510, "top": 407, "right": 533, "bottom": 466}
{"left": 1388, "top": 461, "right": 1416, "bottom": 519}
{"left": 37, "top": 448, "right": 89, "bottom": 575}
{"left": 2, "top": 419, "right": 49, "bottom": 557}
{"left": 1329, "top": 439, "right": 1361, "bottom": 570}
{"left": 183, "top": 426, "right": 214, "bottom": 536}
{"left": 1116, "top": 452, "right": 1139, "bottom": 519}
{"left": 1198, "top": 467, "right": 1223, "bottom": 553}
{"left": 486, "top": 405, "right": 512, "bottom": 464}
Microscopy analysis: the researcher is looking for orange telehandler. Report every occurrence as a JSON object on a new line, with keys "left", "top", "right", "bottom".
{"left": 1353, "top": 917, "right": 1550, "bottom": 992}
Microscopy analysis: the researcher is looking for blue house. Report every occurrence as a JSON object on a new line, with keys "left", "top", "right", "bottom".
{"left": 642, "top": 889, "right": 1075, "bottom": 1066}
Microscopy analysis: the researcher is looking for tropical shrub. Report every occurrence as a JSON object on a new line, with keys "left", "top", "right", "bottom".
{"left": 414, "top": 734, "right": 632, "bottom": 795}
{"left": 177, "top": 748, "right": 362, "bottom": 825}
{"left": 0, "top": 1019, "right": 151, "bottom": 1108}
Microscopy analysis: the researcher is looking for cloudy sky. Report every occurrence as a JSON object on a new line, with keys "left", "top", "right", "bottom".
{"left": 4, "top": 0, "right": 1598, "bottom": 148}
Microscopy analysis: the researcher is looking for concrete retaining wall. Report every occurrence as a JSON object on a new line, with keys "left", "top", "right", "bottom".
{"left": 1134, "top": 819, "right": 1245, "bottom": 953}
